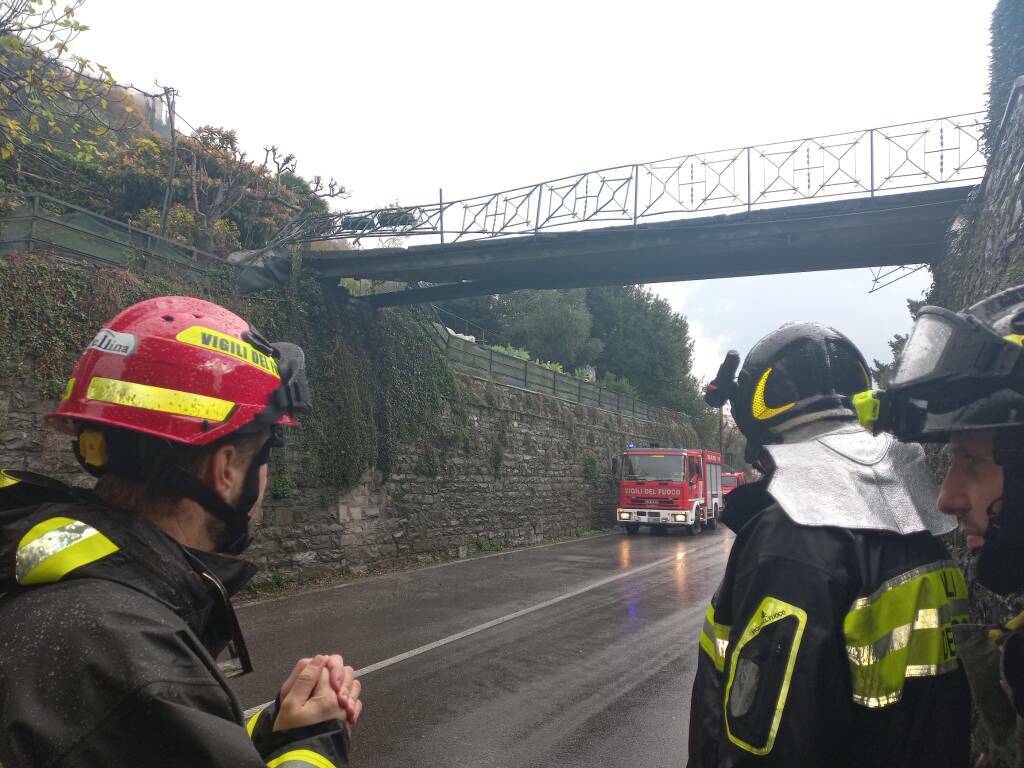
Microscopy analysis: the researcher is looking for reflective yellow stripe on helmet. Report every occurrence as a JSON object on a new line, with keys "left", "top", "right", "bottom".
{"left": 86, "top": 377, "right": 236, "bottom": 422}
{"left": 752, "top": 368, "right": 796, "bottom": 421}
{"left": 0, "top": 470, "right": 19, "bottom": 489}
{"left": 266, "top": 749, "right": 337, "bottom": 768}
{"left": 16, "top": 517, "right": 119, "bottom": 585}
{"left": 176, "top": 326, "right": 280, "bottom": 378}
{"left": 1004, "top": 334, "right": 1024, "bottom": 347}
{"left": 699, "top": 601, "right": 731, "bottom": 672}
{"left": 844, "top": 560, "right": 967, "bottom": 708}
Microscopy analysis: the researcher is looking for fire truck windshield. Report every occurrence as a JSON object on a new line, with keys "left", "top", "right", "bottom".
{"left": 722, "top": 475, "right": 739, "bottom": 488}
{"left": 621, "top": 454, "right": 685, "bottom": 481}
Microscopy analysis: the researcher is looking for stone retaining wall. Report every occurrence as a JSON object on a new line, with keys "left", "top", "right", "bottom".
{"left": 0, "top": 371, "right": 694, "bottom": 582}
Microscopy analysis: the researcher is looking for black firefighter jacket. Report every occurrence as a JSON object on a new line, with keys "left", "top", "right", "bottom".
{"left": 0, "top": 486, "right": 350, "bottom": 768}
{"left": 687, "top": 480, "right": 971, "bottom": 768}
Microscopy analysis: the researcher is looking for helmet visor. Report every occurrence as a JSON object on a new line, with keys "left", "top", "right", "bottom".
{"left": 270, "top": 342, "right": 312, "bottom": 420}
{"left": 892, "top": 311, "right": 957, "bottom": 386}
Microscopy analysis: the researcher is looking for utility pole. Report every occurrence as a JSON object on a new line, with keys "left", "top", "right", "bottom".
{"left": 158, "top": 86, "right": 178, "bottom": 239}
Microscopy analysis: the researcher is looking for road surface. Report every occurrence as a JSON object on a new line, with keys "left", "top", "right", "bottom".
{"left": 232, "top": 529, "right": 733, "bottom": 768}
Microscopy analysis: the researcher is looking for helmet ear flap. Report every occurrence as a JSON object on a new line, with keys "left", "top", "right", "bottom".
{"left": 73, "top": 430, "right": 110, "bottom": 477}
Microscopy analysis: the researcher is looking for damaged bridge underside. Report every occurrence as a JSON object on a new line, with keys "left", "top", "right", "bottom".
{"left": 303, "top": 187, "right": 974, "bottom": 307}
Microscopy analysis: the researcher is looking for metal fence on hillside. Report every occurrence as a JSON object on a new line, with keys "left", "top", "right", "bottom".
{"left": 442, "top": 331, "right": 659, "bottom": 420}
{"left": 0, "top": 192, "right": 222, "bottom": 275}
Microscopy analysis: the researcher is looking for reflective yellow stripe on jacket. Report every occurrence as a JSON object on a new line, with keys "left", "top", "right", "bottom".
{"left": 699, "top": 601, "right": 731, "bottom": 672}
{"left": 266, "top": 749, "right": 337, "bottom": 768}
{"left": 16, "top": 517, "right": 119, "bottom": 585}
{"left": 844, "top": 560, "right": 968, "bottom": 708}
{"left": 246, "top": 709, "right": 263, "bottom": 737}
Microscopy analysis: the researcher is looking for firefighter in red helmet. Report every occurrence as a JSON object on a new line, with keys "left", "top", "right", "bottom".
{"left": 0, "top": 297, "right": 360, "bottom": 767}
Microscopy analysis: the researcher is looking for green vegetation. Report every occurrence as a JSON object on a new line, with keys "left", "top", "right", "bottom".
{"left": 488, "top": 343, "right": 530, "bottom": 361}
{"left": 0, "top": 252, "right": 455, "bottom": 491}
{"left": 598, "top": 371, "right": 639, "bottom": 397}
{"left": 0, "top": 3, "right": 339, "bottom": 257}
{"left": 442, "top": 285, "right": 716, "bottom": 441}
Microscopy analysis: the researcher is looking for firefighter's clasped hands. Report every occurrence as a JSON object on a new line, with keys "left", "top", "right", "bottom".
{"left": 274, "top": 654, "right": 363, "bottom": 732}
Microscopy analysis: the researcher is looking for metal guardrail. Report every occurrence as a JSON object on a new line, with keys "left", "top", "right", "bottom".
{"left": 284, "top": 112, "right": 987, "bottom": 245}
{"left": 442, "top": 331, "right": 659, "bottom": 420}
{"left": 0, "top": 192, "right": 223, "bottom": 274}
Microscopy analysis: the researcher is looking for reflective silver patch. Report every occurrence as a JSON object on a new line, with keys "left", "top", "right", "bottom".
{"left": 729, "top": 657, "right": 760, "bottom": 717}
{"left": 766, "top": 425, "right": 953, "bottom": 535}
{"left": 16, "top": 520, "right": 99, "bottom": 582}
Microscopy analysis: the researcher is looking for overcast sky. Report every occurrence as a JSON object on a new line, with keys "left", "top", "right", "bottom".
{"left": 73, "top": 0, "right": 996, "bottom": 379}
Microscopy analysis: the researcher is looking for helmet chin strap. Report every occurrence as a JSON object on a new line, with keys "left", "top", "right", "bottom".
{"left": 75, "top": 431, "right": 272, "bottom": 557}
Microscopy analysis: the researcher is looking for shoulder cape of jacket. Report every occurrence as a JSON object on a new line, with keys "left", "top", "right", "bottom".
{"left": 688, "top": 478, "right": 971, "bottom": 768}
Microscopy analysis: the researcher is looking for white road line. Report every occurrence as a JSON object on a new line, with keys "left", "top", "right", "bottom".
{"left": 243, "top": 540, "right": 718, "bottom": 716}
{"left": 354, "top": 551, "right": 684, "bottom": 676}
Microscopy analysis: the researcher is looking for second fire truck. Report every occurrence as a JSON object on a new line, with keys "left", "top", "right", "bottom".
{"left": 616, "top": 447, "right": 723, "bottom": 535}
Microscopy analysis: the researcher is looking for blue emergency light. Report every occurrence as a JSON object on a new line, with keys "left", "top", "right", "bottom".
{"left": 626, "top": 442, "right": 634, "bottom": 449}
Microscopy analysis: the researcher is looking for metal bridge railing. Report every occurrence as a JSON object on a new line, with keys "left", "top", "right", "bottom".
{"left": 289, "top": 112, "right": 987, "bottom": 245}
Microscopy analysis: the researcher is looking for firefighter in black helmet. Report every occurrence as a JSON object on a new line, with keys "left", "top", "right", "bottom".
{"left": 688, "top": 322, "right": 969, "bottom": 768}
{"left": 856, "top": 284, "right": 1024, "bottom": 764}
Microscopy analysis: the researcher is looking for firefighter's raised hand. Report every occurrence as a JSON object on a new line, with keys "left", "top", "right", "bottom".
{"left": 279, "top": 654, "right": 362, "bottom": 726}
{"left": 275, "top": 655, "right": 353, "bottom": 731}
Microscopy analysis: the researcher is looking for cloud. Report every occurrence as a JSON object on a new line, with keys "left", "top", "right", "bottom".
{"left": 650, "top": 267, "right": 932, "bottom": 382}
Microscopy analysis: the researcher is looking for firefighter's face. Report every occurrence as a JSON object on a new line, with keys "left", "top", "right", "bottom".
{"left": 937, "top": 430, "right": 1004, "bottom": 551}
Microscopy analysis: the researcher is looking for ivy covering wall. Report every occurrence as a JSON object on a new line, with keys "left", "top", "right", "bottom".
{"left": 0, "top": 251, "right": 455, "bottom": 491}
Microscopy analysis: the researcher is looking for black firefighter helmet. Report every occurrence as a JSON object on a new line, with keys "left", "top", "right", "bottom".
{"left": 860, "top": 284, "right": 1024, "bottom": 443}
{"left": 706, "top": 322, "right": 872, "bottom": 449}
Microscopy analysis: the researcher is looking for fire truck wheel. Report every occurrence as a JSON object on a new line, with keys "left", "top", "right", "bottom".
{"left": 624, "top": 523, "right": 639, "bottom": 535}
{"left": 708, "top": 510, "right": 718, "bottom": 530}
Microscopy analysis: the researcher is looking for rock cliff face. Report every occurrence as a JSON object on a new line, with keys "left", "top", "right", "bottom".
{"left": 932, "top": 80, "right": 1024, "bottom": 315}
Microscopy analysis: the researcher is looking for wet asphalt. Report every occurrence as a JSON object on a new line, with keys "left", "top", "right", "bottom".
{"left": 231, "top": 528, "right": 733, "bottom": 768}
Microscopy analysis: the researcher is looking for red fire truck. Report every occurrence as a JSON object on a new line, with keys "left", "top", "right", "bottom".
{"left": 617, "top": 447, "right": 723, "bottom": 535}
{"left": 721, "top": 471, "right": 747, "bottom": 496}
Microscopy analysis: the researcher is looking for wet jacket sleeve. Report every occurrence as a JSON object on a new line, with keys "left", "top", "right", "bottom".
{"left": 715, "top": 555, "right": 851, "bottom": 767}
{"left": 1, "top": 593, "right": 352, "bottom": 768}
{"left": 247, "top": 699, "right": 351, "bottom": 766}
{"left": 688, "top": 591, "right": 729, "bottom": 768}
{"left": 50, "top": 672, "right": 350, "bottom": 768}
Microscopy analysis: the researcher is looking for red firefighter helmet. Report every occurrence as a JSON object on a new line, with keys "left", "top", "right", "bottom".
{"left": 47, "top": 296, "right": 310, "bottom": 445}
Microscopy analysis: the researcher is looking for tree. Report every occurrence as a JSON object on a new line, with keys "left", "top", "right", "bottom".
{"left": 439, "top": 284, "right": 718, "bottom": 432}
{"left": 502, "top": 289, "right": 603, "bottom": 369}
{"left": 0, "top": 1, "right": 138, "bottom": 180}
{"left": 870, "top": 333, "right": 908, "bottom": 388}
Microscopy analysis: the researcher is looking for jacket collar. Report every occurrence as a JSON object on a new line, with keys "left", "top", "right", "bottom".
{"left": 1, "top": 491, "right": 256, "bottom": 659}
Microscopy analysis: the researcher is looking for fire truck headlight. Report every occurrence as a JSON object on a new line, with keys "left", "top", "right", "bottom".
{"left": 673, "top": 513, "right": 687, "bottom": 522}
{"left": 618, "top": 510, "right": 631, "bottom": 520}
